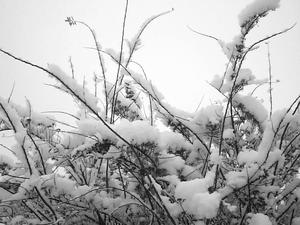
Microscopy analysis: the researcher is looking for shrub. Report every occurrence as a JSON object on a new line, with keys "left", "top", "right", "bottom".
{"left": 0, "top": 0, "right": 299, "bottom": 224}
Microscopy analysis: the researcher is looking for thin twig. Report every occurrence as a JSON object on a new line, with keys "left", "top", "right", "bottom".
{"left": 7, "top": 81, "right": 15, "bottom": 103}
{"left": 111, "top": 0, "right": 129, "bottom": 123}
{"left": 266, "top": 42, "right": 273, "bottom": 117}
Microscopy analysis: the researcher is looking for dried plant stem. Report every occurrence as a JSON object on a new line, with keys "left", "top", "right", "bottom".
{"left": 111, "top": 0, "right": 129, "bottom": 124}
{"left": 267, "top": 43, "right": 273, "bottom": 117}
{"left": 75, "top": 20, "right": 109, "bottom": 120}
{"left": 0, "top": 48, "right": 156, "bottom": 167}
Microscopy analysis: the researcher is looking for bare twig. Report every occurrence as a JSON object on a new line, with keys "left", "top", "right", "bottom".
{"left": 111, "top": 0, "right": 129, "bottom": 123}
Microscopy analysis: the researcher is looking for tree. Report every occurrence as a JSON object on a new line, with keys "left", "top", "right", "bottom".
{"left": 0, "top": 0, "right": 299, "bottom": 224}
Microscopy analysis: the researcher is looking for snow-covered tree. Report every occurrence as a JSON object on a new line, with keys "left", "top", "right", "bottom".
{"left": 0, "top": 0, "right": 299, "bottom": 224}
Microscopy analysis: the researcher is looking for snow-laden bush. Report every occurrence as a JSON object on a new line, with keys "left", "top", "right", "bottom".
{"left": 0, "top": 0, "right": 299, "bottom": 224}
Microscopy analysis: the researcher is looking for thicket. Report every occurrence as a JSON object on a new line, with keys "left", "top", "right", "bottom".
{"left": 0, "top": 0, "right": 299, "bottom": 224}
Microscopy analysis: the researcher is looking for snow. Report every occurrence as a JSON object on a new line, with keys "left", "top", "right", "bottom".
{"left": 294, "top": 187, "right": 300, "bottom": 199}
{"left": 77, "top": 118, "right": 110, "bottom": 138}
{"left": 61, "top": 130, "right": 86, "bottom": 149}
{"left": 238, "top": 0, "right": 280, "bottom": 26}
{"left": 48, "top": 64, "right": 100, "bottom": 113}
{"left": 293, "top": 217, "right": 300, "bottom": 225}
{"left": 222, "top": 201, "right": 237, "bottom": 212}
{"left": 194, "top": 222, "right": 205, "bottom": 225}
{"left": 185, "top": 192, "right": 221, "bottom": 219}
{"left": 210, "top": 146, "right": 222, "bottom": 165}
{"left": 247, "top": 213, "right": 272, "bottom": 225}
{"left": 237, "top": 149, "right": 259, "bottom": 165}
{"left": 280, "top": 178, "right": 300, "bottom": 200}
{"left": 77, "top": 118, "right": 160, "bottom": 145}
{"left": 44, "top": 175, "right": 76, "bottom": 195}
{"left": 210, "top": 74, "right": 224, "bottom": 90}
{"left": 233, "top": 94, "right": 268, "bottom": 124}
{"left": 10, "top": 101, "right": 55, "bottom": 127}
{"left": 158, "top": 175, "right": 180, "bottom": 187}
{"left": 159, "top": 153, "right": 185, "bottom": 175}
{"left": 103, "top": 145, "right": 121, "bottom": 159}
{"left": 0, "top": 153, "right": 15, "bottom": 167}
{"left": 106, "top": 81, "right": 143, "bottom": 121}
{"left": 252, "top": 109, "right": 292, "bottom": 164}
{"left": 174, "top": 167, "right": 220, "bottom": 219}
{"left": 0, "top": 98, "right": 32, "bottom": 167}
{"left": 128, "top": 10, "right": 173, "bottom": 58}
{"left": 175, "top": 169, "right": 215, "bottom": 199}
{"left": 193, "top": 104, "right": 223, "bottom": 127}
{"left": 181, "top": 165, "right": 202, "bottom": 179}
{"left": 223, "top": 128, "right": 235, "bottom": 139}
{"left": 0, "top": 1, "right": 296, "bottom": 222}
{"left": 121, "top": 67, "right": 164, "bottom": 101}
{"left": 219, "top": 35, "right": 244, "bottom": 60}
{"left": 265, "top": 147, "right": 285, "bottom": 168}
{"left": 72, "top": 185, "right": 94, "bottom": 201}
{"left": 159, "top": 131, "right": 193, "bottom": 152}
{"left": 225, "top": 164, "right": 259, "bottom": 188}
{"left": 161, "top": 195, "right": 182, "bottom": 217}
{"left": 0, "top": 187, "right": 12, "bottom": 201}
{"left": 115, "top": 119, "right": 159, "bottom": 145}
{"left": 210, "top": 67, "right": 266, "bottom": 94}
{"left": 0, "top": 97, "right": 27, "bottom": 144}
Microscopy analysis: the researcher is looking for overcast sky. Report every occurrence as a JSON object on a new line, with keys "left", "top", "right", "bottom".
{"left": 0, "top": 0, "right": 299, "bottom": 121}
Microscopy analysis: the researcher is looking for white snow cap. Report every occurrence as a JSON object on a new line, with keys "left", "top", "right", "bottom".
{"left": 185, "top": 192, "right": 221, "bottom": 219}
{"left": 47, "top": 64, "right": 100, "bottom": 113}
{"left": 238, "top": 0, "right": 280, "bottom": 26}
{"left": 233, "top": 94, "right": 268, "bottom": 124}
{"left": 248, "top": 213, "right": 272, "bottom": 225}
{"left": 292, "top": 217, "right": 300, "bottom": 225}
{"left": 174, "top": 168, "right": 221, "bottom": 219}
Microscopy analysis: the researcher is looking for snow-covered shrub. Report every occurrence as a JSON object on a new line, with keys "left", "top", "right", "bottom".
{"left": 0, "top": 0, "right": 299, "bottom": 224}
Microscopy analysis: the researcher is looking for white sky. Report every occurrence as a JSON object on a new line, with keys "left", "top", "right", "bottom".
{"left": 0, "top": 0, "right": 299, "bottom": 123}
